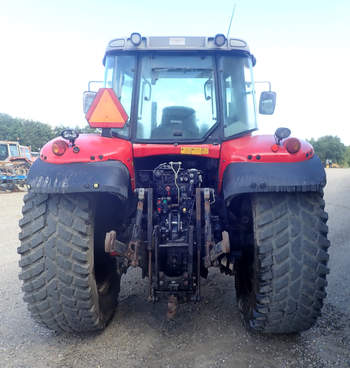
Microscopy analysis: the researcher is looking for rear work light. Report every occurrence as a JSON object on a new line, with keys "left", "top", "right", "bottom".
{"left": 214, "top": 33, "right": 226, "bottom": 47}
{"left": 130, "top": 32, "right": 142, "bottom": 46}
{"left": 285, "top": 138, "right": 301, "bottom": 154}
{"left": 52, "top": 140, "right": 68, "bottom": 156}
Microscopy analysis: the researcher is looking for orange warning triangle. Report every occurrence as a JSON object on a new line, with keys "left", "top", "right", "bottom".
{"left": 86, "top": 88, "right": 128, "bottom": 128}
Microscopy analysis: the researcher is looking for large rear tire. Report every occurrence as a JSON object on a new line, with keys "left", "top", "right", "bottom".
{"left": 18, "top": 193, "right": 120, "bottom": 332}
{"left": 235, "top": 192, "right": 330, "bottom": 334}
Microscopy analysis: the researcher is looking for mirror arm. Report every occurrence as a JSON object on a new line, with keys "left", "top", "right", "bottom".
{"left": 255, "top": 81, "right": 271, "bottom": 92}
{"left": 101, "top": 128, "right": 112, "bottom": 137}
{"left": 88, "top": 80, "right": 104, "bottom": 92}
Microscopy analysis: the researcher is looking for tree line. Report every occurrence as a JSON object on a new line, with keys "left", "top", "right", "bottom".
{"left": 307, "top": 136, "right": 350, "bottom": 167}
{"left": 0, "top": 112, "right": 349, "bottom": 166}
{"left": 0, "top": 113, "right": 93, "bottom": 152}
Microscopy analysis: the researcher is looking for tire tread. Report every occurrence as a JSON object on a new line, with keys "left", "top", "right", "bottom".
{"left": 18, "top": 193, "right": 118, "bottom": 332}
{"left": 237, "top": 192, "right": 330, "bottom": 333}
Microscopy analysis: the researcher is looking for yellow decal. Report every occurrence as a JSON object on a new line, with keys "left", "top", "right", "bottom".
{"left": 180, "top": 147, "right": 209, "bottom": 155}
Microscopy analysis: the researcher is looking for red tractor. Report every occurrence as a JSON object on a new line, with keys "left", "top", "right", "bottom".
{"left": 18, "top": 33, "right": 329, "bottom": 334}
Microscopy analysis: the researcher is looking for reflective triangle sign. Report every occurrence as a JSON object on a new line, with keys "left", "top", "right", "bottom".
{"left": 86, "top": 88, "right": 128, "bottom": 128}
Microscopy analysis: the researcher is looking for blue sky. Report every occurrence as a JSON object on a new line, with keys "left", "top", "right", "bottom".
{"left": 0, "top": 0, "right": 349, "bottom": 144}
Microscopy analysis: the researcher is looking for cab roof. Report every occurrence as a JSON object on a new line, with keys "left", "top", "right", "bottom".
{"left": 104, "top": 33, "right": 251, "bottom": 63}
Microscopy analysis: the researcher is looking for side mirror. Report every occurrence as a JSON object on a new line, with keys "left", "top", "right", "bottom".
{"left": 259, "top": 91, "right": 276, "bottom": 115}
{"left": 83, "top": 91, "right": 97, "bottom": 114}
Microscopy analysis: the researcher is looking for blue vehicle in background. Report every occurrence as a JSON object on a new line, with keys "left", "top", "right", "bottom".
{"left": 0, "top": 141, "right": 34, "bottom": 191}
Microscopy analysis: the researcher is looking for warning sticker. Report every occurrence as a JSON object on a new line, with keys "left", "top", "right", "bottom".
{"left": 180, "top": 147, "right": 209, "bottom": 155}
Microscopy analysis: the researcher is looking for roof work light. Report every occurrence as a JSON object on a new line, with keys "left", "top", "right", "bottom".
{"left": 130, "top": 32, "right": 142, "bottom": 46}
{"left": 214, "top": 34, "right": 226, "bottom": 47}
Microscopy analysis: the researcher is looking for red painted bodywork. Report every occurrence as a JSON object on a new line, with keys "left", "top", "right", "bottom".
{"left": 41, "top": 133, "right": 313, "bottom": 193}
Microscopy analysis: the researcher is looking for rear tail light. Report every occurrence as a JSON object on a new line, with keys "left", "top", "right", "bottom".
{"left": 285, "top": 138, "right": 301, "bottom": 154}
{"left": 52, "top": 140, "right": 68, "bottom": 156}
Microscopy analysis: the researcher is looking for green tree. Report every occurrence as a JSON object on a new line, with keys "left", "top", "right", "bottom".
{"left": 1, "top": 112, "right": 98, "bottom": 152}
{"left": 21, "top": 121, "right": 54, "bottom": 151}
{"left": 308, "top": 136, "right": 346, "bottom": 165}
{"left": 344, "top": 146, "right": 350, "bottom": 167}
{"left": 0, "top": 113, "right": 22, "bottom": 141}
{"left": 52, "top": 125, "right": 97, "bottom": 137}
{"left": 0, "top": 114, "right": 54, "bottom": 151}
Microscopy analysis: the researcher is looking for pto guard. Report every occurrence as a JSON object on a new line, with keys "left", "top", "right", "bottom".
{"left": 27, "top": 159, "right": 130, "bottom": 200}
{"left": 222, "top": 155, "right": 326, "bottom": 203}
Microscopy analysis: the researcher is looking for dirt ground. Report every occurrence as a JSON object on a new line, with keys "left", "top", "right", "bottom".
{"left": 0, "top": 169, "right": 349, "bottom": 368}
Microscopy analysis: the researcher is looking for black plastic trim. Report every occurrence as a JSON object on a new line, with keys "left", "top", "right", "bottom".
{"left": 27, "top": 159, "right": 130, "bottom": 199}
{"left": 222, "top": 155, "right": 326, "bottom": 202}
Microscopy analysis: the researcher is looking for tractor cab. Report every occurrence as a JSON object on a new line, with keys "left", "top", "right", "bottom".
{"left": 0, "top": 141, "right": 21, "bottom": 162}
{"left": 84, "top": 33, "right": 274, "bottom": 143}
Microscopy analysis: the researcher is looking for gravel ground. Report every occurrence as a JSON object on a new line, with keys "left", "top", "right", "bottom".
{"left": 0, "top": 169, "right": 349, "bottom": 368}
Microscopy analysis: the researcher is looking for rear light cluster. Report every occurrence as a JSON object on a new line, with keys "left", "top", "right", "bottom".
{"left": 285, "top": 138, "right": 301, "bottom": 154}
{"left": 52, "top": 140, "right": 68, "bottom": 156}
{"left": 271, "top": 138, "right": 301, "bottom": 154}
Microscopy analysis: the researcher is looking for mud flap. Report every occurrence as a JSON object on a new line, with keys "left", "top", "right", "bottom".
{"left": 27, "top": 159, "right": 131, "bottom": 200}
{"left": 222, "top": 155, "right": 326, "bottom": 203}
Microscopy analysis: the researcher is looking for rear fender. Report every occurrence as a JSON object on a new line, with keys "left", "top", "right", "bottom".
{"left": 27, "top": 159, "right": 131, "bottom": 200}
{"left": 29, "top": 133, "right": 135, "bottom": 199}
{"left": 219, "top": 135, "right": 326, "bottom": 203}
{"left": 39, "top": 134, "right": 135, "bottom": 188}
{"left": 222, "top": 155, "right": 326, "bottom": 204}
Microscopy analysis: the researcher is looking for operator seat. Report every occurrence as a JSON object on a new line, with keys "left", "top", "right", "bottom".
{"left": 151, "top": 106, "right": 199, "bottom": 139}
